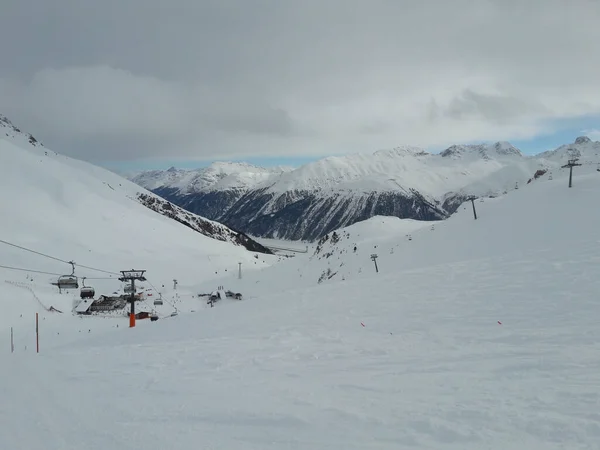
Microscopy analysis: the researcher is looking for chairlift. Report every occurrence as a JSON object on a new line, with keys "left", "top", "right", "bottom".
{"left": 56, "top": 261, "right": 78, "bottom": 290}
{"left": 78, "top": 277, "right": 94, "bottom": 299}
{"left": 57, "top": 275, "right": 78, "bottom": 289}
{"left": 153, "top": 294, "right": 163, "bottom": 305}
{"left": 597, "top": 163, "right": 600, "bottom": 172}
{"left": 80, "top": 286, "right": 95, "bottom": 299}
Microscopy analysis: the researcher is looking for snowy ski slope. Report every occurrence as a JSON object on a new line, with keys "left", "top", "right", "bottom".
{"left": 1, "top": 154, "right": 599, "bottom": 448}
{"left": 0, "top": 127, "right": 277, "bottom": 335}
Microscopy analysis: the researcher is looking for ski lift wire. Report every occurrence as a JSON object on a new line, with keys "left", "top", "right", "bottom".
{"left": 0, "top": 238, "right": 69, "bottom": 264}
{"left": 146, "top": 278, "right": 179, "bottom": 312}
{"left": 0, "top": 238, "right": 120, "bottom": 276}
{"left": 0, "top": 264, "right": 64, "bottom": 277}
{"left": 73, "top": 263, "right": 118, "bottom": 276}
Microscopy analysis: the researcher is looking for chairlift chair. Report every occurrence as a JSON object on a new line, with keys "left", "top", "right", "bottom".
{"left": 153, "top": 294, "right": 163, "bottom": 305}
{"left": 57, "top": 275, "right": 78, "bottom": 289}
{"left": 80, "top": 286, "right": 95, "bottom": 299}
{"left": 56, "top": 261, "right": 78, "bottom": 289}
{"left": 79, "top": 277, "right": 95, "bottom": 299}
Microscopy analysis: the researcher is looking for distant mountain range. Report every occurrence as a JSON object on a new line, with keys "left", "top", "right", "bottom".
{"left": 130, "top": 138, "right": 600, "bottom": 241}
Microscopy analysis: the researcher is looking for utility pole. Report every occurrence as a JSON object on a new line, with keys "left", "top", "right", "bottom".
{"left": 173, "top": 279, "right": 178, "bottom": 290}
{"left": 468, "top": 196, "right": 478, "bottom": 220}
{"left": 119, "top": 270, "right": 146, "bottom": 328}
{"left": 562, "top": 158, "right": 582, "bottom": 188}
{"left": 371, "top": 254, "right": 379, "bottom": 273}
{"left": 238, "top": 262, "right": 242, "bottom": 279}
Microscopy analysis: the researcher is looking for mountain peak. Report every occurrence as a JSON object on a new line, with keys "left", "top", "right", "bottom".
{"left": 492, "top": 141, "right": 522, "bottom": 156}
{"left": 574, "top": 136, "right": 592, "bottom": 145}
{"left": 374, "top": 146, "right": 429, "bottom": 158}
{"left": 440, "top": 142, "right": 521, "bottom": 159}
{"left": 206, "top": 161, "right": 266, "bottom": 173}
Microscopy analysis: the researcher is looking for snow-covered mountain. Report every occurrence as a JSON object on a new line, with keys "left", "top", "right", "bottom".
{"left": 134, "top": 162, "right": 291, "bottom": 223}
{"left": 0, "top": 115, "right": 274, "bottom": 310}
{"left": 133, "top": 162, "right": 288, "bottom": 192}
{"left": 0, "top": 114, "right": 44, "bottom": 148}
{"left": 131, "top": 138, "right": 600, "bottom": 241}
{"left": 536, "top": 136, "right": 600, "bottom": 163}
{"left": 3, "top": 155, "right": 600, "bottom": 449}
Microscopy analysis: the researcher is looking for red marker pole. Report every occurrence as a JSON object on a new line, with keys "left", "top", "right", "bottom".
{"left": 36, "top": 312, "right": 39, "bottom": 353}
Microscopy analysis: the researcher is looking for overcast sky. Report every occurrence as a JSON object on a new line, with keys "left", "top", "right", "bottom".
{"left": 1, "top": 0, "right": 600, "bottom": 168}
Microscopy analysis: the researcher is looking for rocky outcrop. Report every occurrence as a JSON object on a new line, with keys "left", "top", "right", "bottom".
{"left": 135, "top": 192, "right": 273, "bottom": 254}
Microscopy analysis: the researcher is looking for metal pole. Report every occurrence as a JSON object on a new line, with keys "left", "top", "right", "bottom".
{"left": 569, "top": 166, "right": 573, "bottom": 188}
{"left": 470, "top": 198, "right": 477, "bottom": 220}
{"left": 11, "top": 327, "right": 14, "bottom": 353}
{"left": 129, "top": 279, "right": 136, "bottom": 328}
{"left": 238, "top": 262, "right": 242, "bottom": 279}
{"left": 371, "top": 255, "right": 379, "bottom": 273}
{"left": 36, "top": 313, "right": 39, "bottom": 353}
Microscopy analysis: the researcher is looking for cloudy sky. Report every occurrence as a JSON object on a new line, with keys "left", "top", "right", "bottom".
{"left": 1, "top": 0, "right": 600, "bottom": 170}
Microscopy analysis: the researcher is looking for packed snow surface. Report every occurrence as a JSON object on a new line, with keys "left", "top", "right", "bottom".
{"left": 1, "top": 140, "right": 600, "bottom": 450}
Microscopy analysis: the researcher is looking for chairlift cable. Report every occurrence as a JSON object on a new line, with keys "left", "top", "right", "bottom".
{"left": 0, "top": 264, "right": 64, "bottom": 277}
{"left": 0, "top": 238, "right": 69, "bottom": 264}
{"left": 74, "top": 264, "right": 118, "bottom": 276}
{"left": 146, "top": 278, "right": 178, "bottom": 312}
{"left": 0, "top": 238, "right": 119, "bottom": 276}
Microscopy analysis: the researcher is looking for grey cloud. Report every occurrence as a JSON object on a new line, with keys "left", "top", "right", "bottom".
{"left": 444, "top": 90, "right": 550, "bottom": 124}
{"left": 1, "top": 0, "right": 600, "bottom": 163}
{"left": 208, "top": 108, "right": 294, "bottom": 136}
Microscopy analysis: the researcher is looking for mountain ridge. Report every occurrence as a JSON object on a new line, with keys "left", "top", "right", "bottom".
{"left": 0, "top": 114, "right": 272, "bottom": 255}
{"left": 130, "top": 136, "right": 599, "bottom": 241}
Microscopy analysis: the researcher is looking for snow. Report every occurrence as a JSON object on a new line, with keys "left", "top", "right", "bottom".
{"left": 132, "top": 138, "right": 600, "bottom": 200}
{"left": 2, "top": 116, "right": 600, "bottom": 448}
{"left": 131, "top": 161, "right": 288, "bottom": 192}
{"left": 537, "top": 137, "right": 600, "bottom": 164}
{"left": 0, "top": 121, "right": 276, "bottom": 335}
